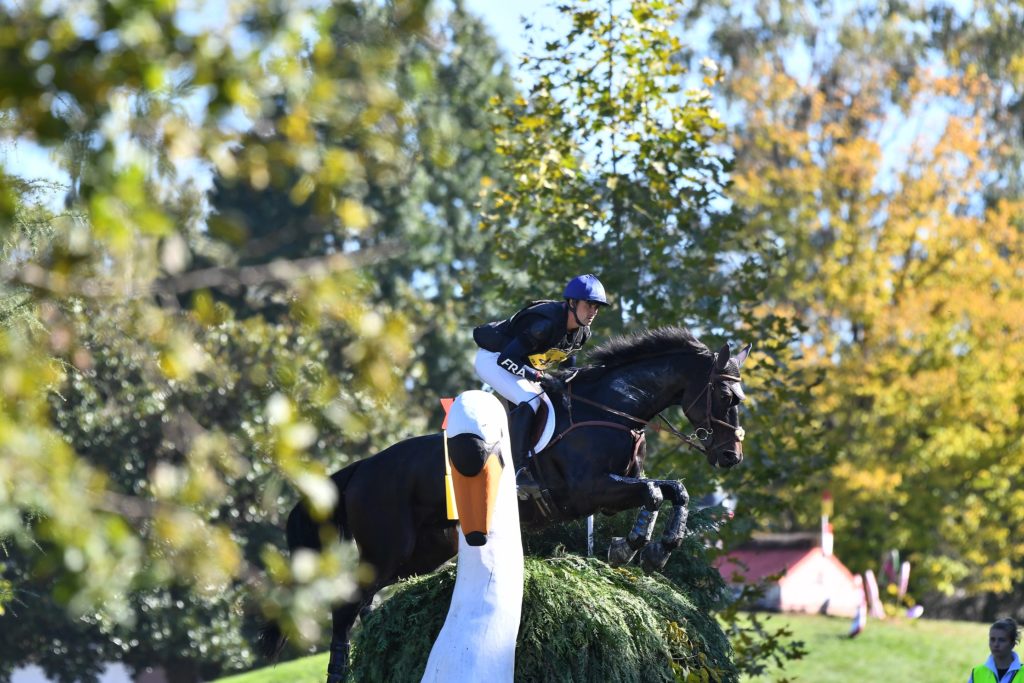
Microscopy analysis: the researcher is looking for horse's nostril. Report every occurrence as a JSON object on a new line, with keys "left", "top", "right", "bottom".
{"left": 722, "top": 450, "right": 742, "bottom": 467}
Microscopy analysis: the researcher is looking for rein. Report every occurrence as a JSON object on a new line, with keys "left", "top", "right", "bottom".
{"left": 560, "top": 359, "right": 744, "bottom": 455}
{"left": 568, "top": 390, "right": 695, "bottom": 445}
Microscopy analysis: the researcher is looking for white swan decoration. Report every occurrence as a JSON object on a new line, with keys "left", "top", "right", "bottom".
{"left": 421, "top": 390, "right": 524, "bottom": 683}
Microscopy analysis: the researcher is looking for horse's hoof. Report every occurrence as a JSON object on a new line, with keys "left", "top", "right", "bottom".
{"left": 639, "top": 541, "right": 671, "bottom": 573}
{"left": 608, "top": 537, "right": 638, "bottom": 565}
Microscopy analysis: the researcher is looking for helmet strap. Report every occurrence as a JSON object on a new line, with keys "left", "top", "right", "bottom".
{"left": 567, "top": 299, "right": 586, "bottom": 328}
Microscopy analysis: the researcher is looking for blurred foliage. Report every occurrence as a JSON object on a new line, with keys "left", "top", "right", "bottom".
{"left": 196, "top": 2, "right": 516, "bottom": 409}
{"left": 2, "top": 293, "right": 408, "bottom": 679}
{"left": 0, "top": 0, "right": 533, "bottom": 676}
{"left": 1, "top": 0, "right": 432, "bottom": 679}
{"left": 684, "top": 0, "right": 1024, "bottom": 599}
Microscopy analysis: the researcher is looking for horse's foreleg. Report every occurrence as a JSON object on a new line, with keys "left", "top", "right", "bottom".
{"left": 639, "top": 480, "right": 689, "bottom": 573}
{"left": 605, "top": 475, "right": 663, "bottom": 566}
{"left": 609, "top": 504, "right": 660, "bottom": 565}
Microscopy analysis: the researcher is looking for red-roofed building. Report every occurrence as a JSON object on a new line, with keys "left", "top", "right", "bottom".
{"left": 714, "top": 531, "right": 864, "bottom": 617}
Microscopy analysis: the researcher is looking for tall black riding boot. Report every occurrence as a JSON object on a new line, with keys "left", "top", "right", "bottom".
{"left": 508, "top": 402, "right": 536, "bottom": 471}
{"left": 508, "top": 402, "right": 541, "bottom": 501}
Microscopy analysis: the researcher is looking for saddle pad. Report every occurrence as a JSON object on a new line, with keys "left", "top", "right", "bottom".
{"left": 531, "top": 393, "right": 556, "bottom": 454}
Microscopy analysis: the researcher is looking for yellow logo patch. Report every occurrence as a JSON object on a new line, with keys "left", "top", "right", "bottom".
{"left": 528, "top": 348, "right": 569, "bottom": 370}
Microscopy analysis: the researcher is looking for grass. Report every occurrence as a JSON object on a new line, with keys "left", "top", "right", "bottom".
{"left": 218, "top": 653, "right": 330, "bottom": 683}
{"left": 220, "top": 614, "right": 991, "bottom": 683}
{"left": 742, "top": 613, "right": 989, "bottom": 683}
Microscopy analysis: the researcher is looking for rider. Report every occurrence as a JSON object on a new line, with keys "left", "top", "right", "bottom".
{"left": 472, "top": 274, "right": 609, "bottom": 480}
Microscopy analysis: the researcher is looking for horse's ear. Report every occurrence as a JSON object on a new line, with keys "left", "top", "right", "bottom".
{"left": 735, "top": 343, "right": 752, "bottom": 367}
{"left": 715, "top": 343, "right": 731, "bottom": 370}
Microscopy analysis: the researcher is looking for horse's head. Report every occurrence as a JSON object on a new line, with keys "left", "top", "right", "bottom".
{"left": 680, "top": 342, "right": 751, "bottom": 469}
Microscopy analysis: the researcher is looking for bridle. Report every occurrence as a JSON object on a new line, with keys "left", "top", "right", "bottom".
{"left": 680, "top": 361, "right": 745, "bottom": 452}
{"left": 562, "top": 353, "right": 745, "bottom": 455}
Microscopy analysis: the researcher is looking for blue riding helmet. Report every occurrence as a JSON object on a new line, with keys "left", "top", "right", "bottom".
{"left": 563, "top": 274, "right": 609, "bottom": 305}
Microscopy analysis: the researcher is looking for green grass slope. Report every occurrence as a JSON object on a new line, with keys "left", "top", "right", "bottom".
{"left": 222, "top": 613, "right": 992, "bottom": 683}
{"left": 742, "top": 613, "right": 989, "bottom": 683}
{"left": 218, "top": 652, "right": 329, "bottom": 683}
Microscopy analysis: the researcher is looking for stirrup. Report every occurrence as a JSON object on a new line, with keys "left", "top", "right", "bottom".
{"left": 515, "top": 466, "right": 541, "bottom": 501}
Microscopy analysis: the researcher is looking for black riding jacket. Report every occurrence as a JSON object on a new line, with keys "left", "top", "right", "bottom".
{"left": 473, "top": 300, "right": 591, "bottom": 381}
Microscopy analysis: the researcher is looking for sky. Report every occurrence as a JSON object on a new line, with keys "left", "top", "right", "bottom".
{"left": 463, "top": 0, "right": 556, "bottom": 59}
{"left": 1, "top": 0, "right": 553, "bottom": 210}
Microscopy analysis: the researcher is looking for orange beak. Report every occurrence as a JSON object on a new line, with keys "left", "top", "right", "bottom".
{"left": 451, "top": 452, "right": 503, "bottom": 546}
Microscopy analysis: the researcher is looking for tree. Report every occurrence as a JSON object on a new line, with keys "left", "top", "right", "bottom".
{"left": 685, "top": 0, "right": 1024, "bottom": 597}
{"left": 0, "top": 0, "right": 437, "bottom": 679}
{"left": 468, "top": 5, "right": 818, "bottom": 669}
{"left": 476, "top": 0, "right": 819, "bottom": 552}
{"left": 0, "top": 1, "right": 535, "bottom": 678}
{"left": 198, "top": 2, "right": 517, "bottom": 406}
{"left": 482, "top": 1, "right": 734, "bottom": 331}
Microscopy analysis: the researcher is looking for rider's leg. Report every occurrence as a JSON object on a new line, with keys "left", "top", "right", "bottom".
{"left": 507, "top": 401, "right": 536, "bottom": 471}
{"left": 472, "top": 349, "right": 544, "bottom": 421}
{"left": 505, "top": 400, "right": 545, "bottom": 501}
{"left": 473, "top": 351, "right": 545, "bottom": 498}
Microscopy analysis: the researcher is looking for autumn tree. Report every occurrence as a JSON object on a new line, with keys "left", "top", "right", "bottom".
{"left": 687, "top": 0, "right": 1024, "bottom": 597}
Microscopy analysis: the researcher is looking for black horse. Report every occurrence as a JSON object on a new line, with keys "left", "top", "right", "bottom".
{"left": 258, "top": 327, "right": 750, "bottom": 682}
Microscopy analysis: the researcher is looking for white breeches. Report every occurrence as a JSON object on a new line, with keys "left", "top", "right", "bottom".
{"left": 474, "top": 349, "right": 543, "bottom": 412}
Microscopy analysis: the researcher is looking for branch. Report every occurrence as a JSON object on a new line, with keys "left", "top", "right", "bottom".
{"left": 4, "top": 242, "right": 405, "bottom": 300}
{"left": 151, "top": 242, "right": 404, "bottom": 295}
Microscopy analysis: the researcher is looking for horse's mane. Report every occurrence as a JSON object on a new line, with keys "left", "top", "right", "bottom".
{"left": 571, "top": 326, "right": 712, "bottom": 380}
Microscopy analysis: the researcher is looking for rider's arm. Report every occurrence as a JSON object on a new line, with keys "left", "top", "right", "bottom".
{"left": 496, "top": 318, "right": 553, "bottom": 381}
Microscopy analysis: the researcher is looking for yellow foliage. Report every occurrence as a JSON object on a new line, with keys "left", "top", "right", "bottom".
{"left": 729, "top": 54, "right": 1024, "bottom": 593}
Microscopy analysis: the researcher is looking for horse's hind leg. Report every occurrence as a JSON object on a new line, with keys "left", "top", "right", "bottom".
{"left": 327, "top": 597, "right": 366, "bottom": 683}
{"left": 639, "top": 479, "right": 689, "bottom": 572}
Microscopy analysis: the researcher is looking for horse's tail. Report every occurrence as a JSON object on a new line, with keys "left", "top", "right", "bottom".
{"left": 254, "top": 622, "right": 286, "bottom": 661}
{"left": 255, "top": 461, "right": 362, "bottom": 660}
{"left": 284, "top": 460, "right": 362, "bottom": 553}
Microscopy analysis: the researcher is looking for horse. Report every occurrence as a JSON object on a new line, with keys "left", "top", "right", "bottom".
{"left": 257, "top": 327, "right": 750, "bottom": 682}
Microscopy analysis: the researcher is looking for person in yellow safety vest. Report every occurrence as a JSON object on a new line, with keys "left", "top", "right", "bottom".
{"left": 969, "top": 618, "right": 1021, "bottom": 683}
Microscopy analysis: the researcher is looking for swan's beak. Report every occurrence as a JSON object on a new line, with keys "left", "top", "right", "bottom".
{"left": 449, "top": 438, "right": 504, "bottom": 546}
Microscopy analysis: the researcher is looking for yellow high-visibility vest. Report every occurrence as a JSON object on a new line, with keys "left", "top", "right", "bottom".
{"left": 971, "top": 665, "right": 1017, "bottom": 683}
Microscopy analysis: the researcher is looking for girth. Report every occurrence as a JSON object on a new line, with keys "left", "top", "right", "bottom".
{"left": 522, "top": 419, "right": 646, "bottom": 522}
{"left": 540, "top": 420, "right": 646, "bottom": 479}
